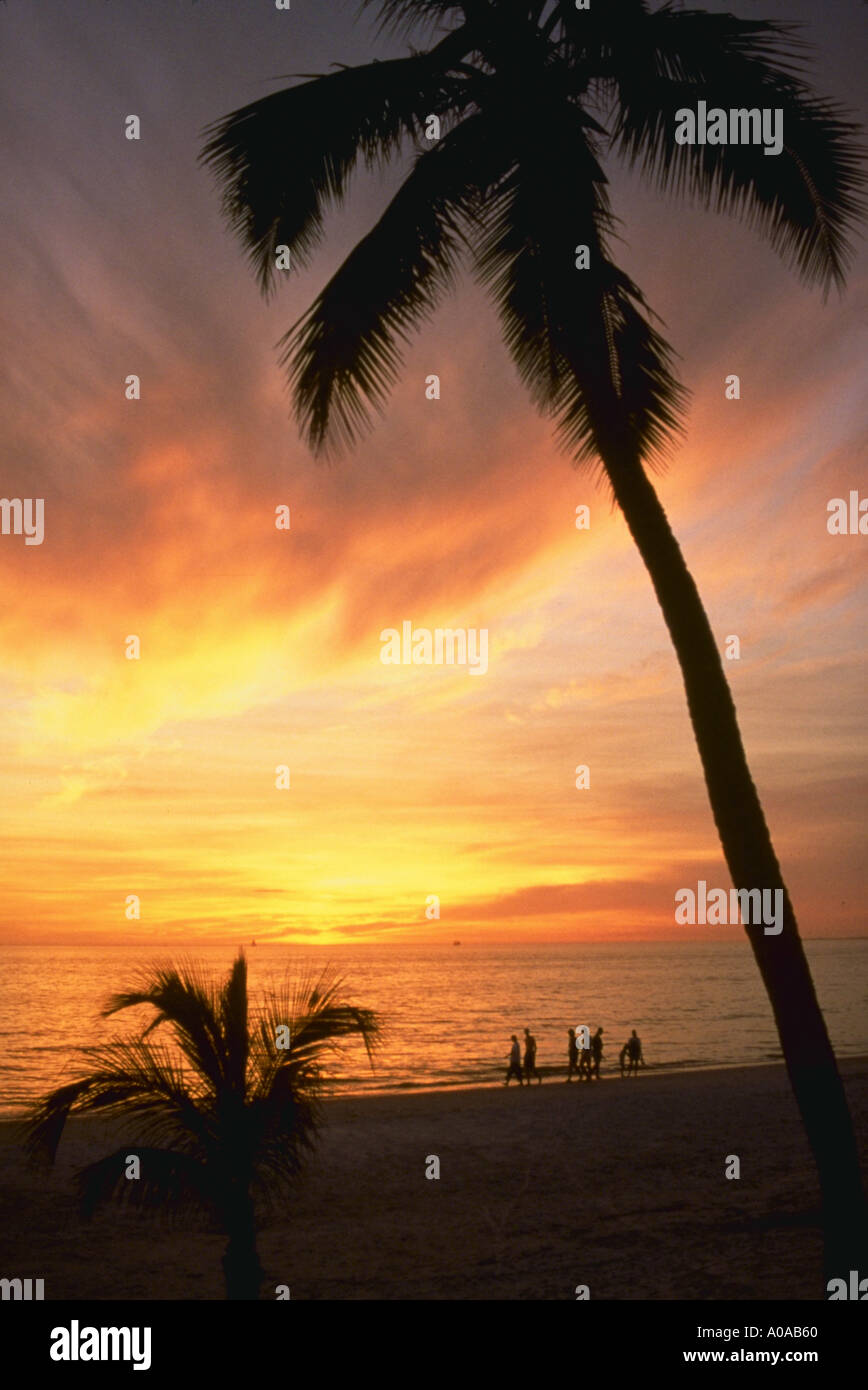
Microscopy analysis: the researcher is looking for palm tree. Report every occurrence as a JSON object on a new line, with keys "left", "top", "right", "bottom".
{"left": 200, "top": 1, "right": 866, "bottom": 1282}
{"left": 24, "top": 952, "right": 379, "bottom": 1299}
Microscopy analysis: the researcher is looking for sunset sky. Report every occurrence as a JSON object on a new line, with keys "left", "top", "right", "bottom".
{"left": 0, "top": 0, "right": 865, "bottom": 944}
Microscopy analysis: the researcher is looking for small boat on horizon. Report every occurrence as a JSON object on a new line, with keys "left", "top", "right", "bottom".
{"left": 453, "top": 940, "right": 461, "bottom": 946}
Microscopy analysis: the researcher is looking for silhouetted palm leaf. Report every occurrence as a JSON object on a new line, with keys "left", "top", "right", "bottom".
{"left": 201, "top": 50, "right": 472, "bottom": 293}
{"left": 283, "top": 109, "right": 502, "bottom": 453}
{"left": 26, "top": 1039, "right": 210, "bottom": 1163}
{"left": 473, "top": 101, "right": 686, "bottom": 471}
{"left": 364, "top": 0, "right": 464, "bottom": 39}
{"left": 76, "top": 1146, "right": 216, "bottom": 1222}
{"left": 591, "top": 5, "right": 865, "bottom": 290}
{"left": 104, "top": 961, "right": 229, "bottom": 1092}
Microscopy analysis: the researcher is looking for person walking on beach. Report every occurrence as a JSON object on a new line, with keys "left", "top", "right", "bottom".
{"left": 578, "top": 1028, "right": 592, "bottom": 1081}
{"left": 619, "top": 1040, "right": 629, "bottom": 1077}
{"left": 627, "top": 1029, "right": 644, "bottom": 1076}
{"left": 590, "top": 1026, "right": 604, "bottom": 1080}
{"left": 566, "top": 1028, "right": 580, "bottom": 1082}
{"left": 523, "top": 1027, "right": 541, "bottom": 1085}
{"left": 505, "top": 1034, "right": 524, "bottom": 1086}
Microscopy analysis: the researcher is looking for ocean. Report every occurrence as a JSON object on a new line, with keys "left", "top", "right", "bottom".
{"left": 1, "top": 939, "right": 866, "bottom": 1115}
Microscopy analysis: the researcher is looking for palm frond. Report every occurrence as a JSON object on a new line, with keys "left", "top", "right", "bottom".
{"left": 361, "top": 0, "right": 465, "bottom": 41}
{"left": 24, "top": 1039, "right": 213, "bottom": 1164}
{"left": 103, "top": 961, "right": 228, "bottom": 1093}
{"left": 473, "top": 101, "right": 686, "bottom": 473}
{"left": 242, "top": 966, "right": 379, "bottom": 1203}
{"left": 75, "top": 1145, "right": 215, "bottom": 1222}
{"left": 251, "top": 965, "right": 380, "bottom": 1102}
{"left": 548, "top": 0, "right": 807, "bottom": 96}
{"left": 219, "top": 952, "right": 249, "bottom": 1094}
{"left": 245, "top": 1082, "right": 319, "bottom": 1208}
{"left": 602, "top": 6, "right": 866, "bottom": 291}
{"left": 281, "top": 108, "right": 503, "bottom": 455}
{"left": 201, "top": 48, "right": 473, "bottom": 295}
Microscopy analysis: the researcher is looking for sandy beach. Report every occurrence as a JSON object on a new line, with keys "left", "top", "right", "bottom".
{"left": 1, "top": 1058, "right": 866, "bottom": 1300}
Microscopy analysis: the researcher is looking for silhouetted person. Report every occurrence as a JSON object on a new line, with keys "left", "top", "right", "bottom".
{"left": 590, "top": 1027, "right": 604, "bottom": 1079}
{"left": 524, "top": 1027, "right": 541, "bottom": 1085}
{"left": 566, "top": 1028, "right": 579, "bottom": 1082}
{"left": 578, "top": 1031, "right": 592, "bottom": 1081}
{"left": 627, "top": 1028, "right": 644, "bottom": 1076}
{"left": 505, "top": 1034, "right": 523, "bottom": 1086}
{"left": 619, "top": 1041, "right": 629, "bottom": 1077}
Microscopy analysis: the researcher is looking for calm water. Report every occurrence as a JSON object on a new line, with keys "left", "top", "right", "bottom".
{"left": 0, "top": 941, "right": 866, "bottom": 1115}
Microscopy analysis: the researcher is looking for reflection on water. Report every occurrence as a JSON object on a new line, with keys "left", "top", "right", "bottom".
{"left": 0, "top": 939, "right": 865, "bottom": 1112}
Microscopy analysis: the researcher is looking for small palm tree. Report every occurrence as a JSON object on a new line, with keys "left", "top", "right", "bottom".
{"left": 200, "top": 0, "right": 866, "bottom": 1283}
{"left": 24, "top": 952, "right": 379, "bottom": 1299}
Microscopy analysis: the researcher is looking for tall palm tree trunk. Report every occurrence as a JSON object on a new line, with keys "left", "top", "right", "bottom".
{"left": 605, "top": 449, "right": 867, "bottom": 1285}
{"left": 222, "top": 1190, "right": 264, "bottom": 1300}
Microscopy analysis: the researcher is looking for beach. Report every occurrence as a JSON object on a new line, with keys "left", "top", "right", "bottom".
{"left": 1, "top": 1057, "right": 866, "bottom": 1300}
